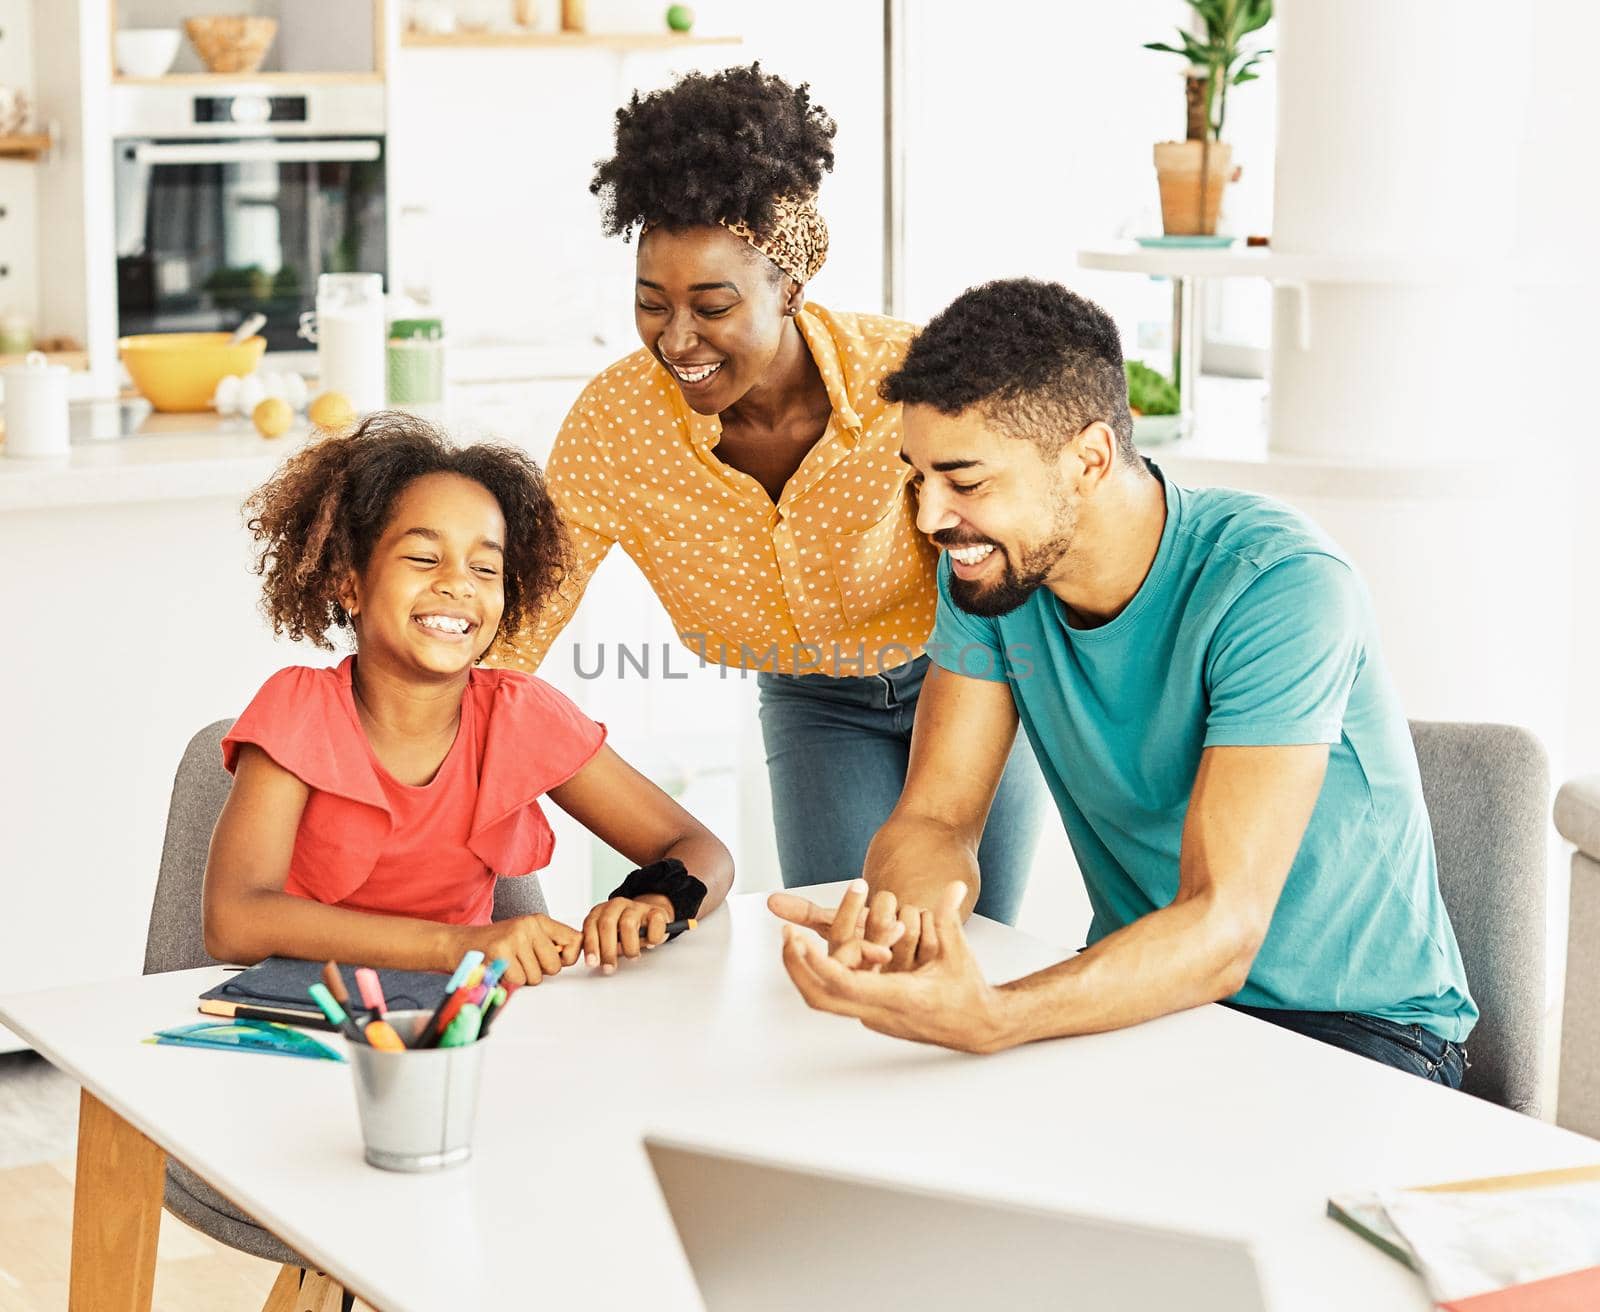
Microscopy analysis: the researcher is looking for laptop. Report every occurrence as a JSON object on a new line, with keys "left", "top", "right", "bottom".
{"left": 645, "top": 1136, "right": 1273, "bottom": 1312}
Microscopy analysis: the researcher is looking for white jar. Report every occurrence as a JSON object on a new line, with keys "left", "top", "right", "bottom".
{"left": 298, "top": 273, "right": 387, "bottom": 415}
{"left": 3, "top": 351, "right": 70, "bottom": 460}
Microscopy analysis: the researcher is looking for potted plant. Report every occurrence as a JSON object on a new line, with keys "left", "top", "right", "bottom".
{"left": 1146, "top": 0, "right": 1272, "bottom": 236}
{"left": 1125, "top": 360, "right": 1182, "bottom": 445}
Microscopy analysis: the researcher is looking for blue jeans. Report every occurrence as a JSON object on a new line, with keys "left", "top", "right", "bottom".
{"left": 756, "top": 654, "right": 1047, "bottom": 924}
{"left": 1227, "top": 1003, "right": 1468, "bottom": 1087}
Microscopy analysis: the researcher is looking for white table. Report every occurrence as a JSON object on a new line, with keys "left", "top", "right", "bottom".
{"left": 3, "top": 889, "right": 1596, "bottom": 1310}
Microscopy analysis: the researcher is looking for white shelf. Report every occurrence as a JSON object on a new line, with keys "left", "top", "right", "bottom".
{"left": 1077, "top": 243, "right": 1525, "bottom": 285}
{"left": 400, "top": 31, "right": 741, "bottom": 50}
{"left": 112, "top": 73, "right": 383, "bottom": 87}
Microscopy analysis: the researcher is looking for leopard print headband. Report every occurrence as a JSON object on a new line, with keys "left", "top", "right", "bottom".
{"left": 721, "top": 194, "right": 829, "bottom": 284}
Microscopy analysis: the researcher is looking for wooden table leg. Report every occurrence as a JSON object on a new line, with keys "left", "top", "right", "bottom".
{"left": 69, "top": 1088, "right": 166, "bottom": 1312}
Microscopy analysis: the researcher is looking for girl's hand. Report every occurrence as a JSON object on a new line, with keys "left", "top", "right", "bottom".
{"left": 462, "top": 914, "right": 581, "bottom": 987}
{"left": 582, "top": 894, "right": 674, "bottom": 974}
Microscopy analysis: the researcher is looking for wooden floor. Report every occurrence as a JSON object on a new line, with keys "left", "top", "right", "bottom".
{"left": 0, "top": 1156, "right": 282, "bottom": 1310}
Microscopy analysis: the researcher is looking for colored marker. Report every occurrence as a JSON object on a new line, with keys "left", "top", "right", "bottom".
{"left": 321, "top": 962, "right": 364, "bottom": 1023}
{"left": 481, "top": 958, "right": 510, "bottom": 990}
{"left": 662, "top": 918, "right": 697, "bottom": 939}
{"left": 354, "top": 967, "right": 387, "bottom": 1018}
{"left": 477, "top": 987, "right": 510, "bottom": 1038}
{"left": 446, "top": 950, "right": 485, "bottom": 992}
{"left": 307, "top": 982, "right": 366, "bottom": 1045}
{"left": 415, "top": 983, "right": 474, "bottom": 1049}
{"left": 438, "top": 1003, "right": 483, "bottom": 1048}
{"left": 362, "top": 1019, "right": 406, "bottom": 1052}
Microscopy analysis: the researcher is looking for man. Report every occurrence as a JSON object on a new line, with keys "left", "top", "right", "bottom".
{"left": 769, "top": 278, "right": 1475, "bottom": 1084}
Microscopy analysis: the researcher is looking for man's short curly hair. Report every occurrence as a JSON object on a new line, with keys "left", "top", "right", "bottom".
{"left": 242, "top": 411, "right": 571, "bottom": 652}
{"left": 882, "top": 279, "right": 1137, "bottom": 463}
{"left": 591, "top": 62, "right": 836, "bottom": 244}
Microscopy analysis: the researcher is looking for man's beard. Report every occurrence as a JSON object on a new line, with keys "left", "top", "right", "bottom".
{"left": 944, "top": 506, "right": 1075, "bottom": 618}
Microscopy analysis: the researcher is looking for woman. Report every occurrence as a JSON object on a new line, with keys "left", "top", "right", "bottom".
{"left": 495, "top": 65, "right": 1043, "bottom": 923}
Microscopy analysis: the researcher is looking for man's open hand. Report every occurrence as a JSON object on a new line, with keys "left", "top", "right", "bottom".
{"left": 778, "top": 882, "right": 1009, "bottom": 1053}
{"left": 767, "top": 878, "right": 942, "bottom": 972}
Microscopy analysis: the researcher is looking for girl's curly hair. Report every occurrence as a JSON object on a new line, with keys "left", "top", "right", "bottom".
{"left": 243, "top": 411, "right": 571, "bottom": 652}
{"left": 590, "top": 62, "right": 836, "bottom": 242}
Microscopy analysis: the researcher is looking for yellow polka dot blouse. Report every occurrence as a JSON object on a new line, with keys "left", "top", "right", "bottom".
{"left": 494, "top": 304, "right": 938, "bottom": 678}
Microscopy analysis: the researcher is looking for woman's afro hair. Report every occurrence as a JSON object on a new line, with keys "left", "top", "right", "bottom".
{"left": 591, "top": 62, "right": 836, "bottom": 242}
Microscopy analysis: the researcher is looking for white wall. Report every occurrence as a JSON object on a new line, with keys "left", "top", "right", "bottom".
{"left": 0, "top": 0, "right": 39, "bottom": 345}
{"left": 33, "top": 0, "right": 117, "bottom": 395}
{"left": 1520, "top": 0, "right": 1600, "bottom": 781}
{"left": 899, "top": 3, "right": 1272, "bottom": 333}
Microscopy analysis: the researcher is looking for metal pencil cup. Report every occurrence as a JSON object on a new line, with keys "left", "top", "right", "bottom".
{"left": 349, "top": 1009, "right": 485, "bottom": 1172}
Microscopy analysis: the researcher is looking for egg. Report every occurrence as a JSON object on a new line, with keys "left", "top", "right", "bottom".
{"left": 283, "top": 372, "right": 308, "bottom": 410}
{"left": 212, "top": 374, "right": 243, "bottom": 414}
{"left": 236, "top": 374, "right": 267, "bottom": 417}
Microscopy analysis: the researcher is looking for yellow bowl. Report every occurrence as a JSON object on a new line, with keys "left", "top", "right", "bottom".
{"left": 119, "top": 332, "right": 266, "bottom": 412}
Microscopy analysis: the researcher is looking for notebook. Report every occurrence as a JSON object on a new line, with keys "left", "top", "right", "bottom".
{"left": 198, "top": 956, "right": 453, "bottom": 1030}
{"left": 1329, "top": 1164, "right": 1600, "bottom": 1310}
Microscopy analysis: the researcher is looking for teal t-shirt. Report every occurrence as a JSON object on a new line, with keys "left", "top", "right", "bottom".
{"left": 929, "top": 469, "right": 1477, "bottom": 1042}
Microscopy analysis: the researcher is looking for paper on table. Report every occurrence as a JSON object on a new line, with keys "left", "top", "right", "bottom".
{"left": 1378, "top": 1183, "right": 1600, "bottom": 1302}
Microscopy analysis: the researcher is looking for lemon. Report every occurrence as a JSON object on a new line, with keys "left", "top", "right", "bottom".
{"left": 252, "top": 397, "right": 294, "bottom": 439}
{"left": 308, "top": 391, "right": 357, "bottom": 431}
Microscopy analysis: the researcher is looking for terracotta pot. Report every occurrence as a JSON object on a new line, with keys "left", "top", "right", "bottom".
{"left": 1153, "top": 140, "right": 1233, "bottom": 236}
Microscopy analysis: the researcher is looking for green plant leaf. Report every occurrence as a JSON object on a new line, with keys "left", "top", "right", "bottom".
{"left": 1125, "top": 361, "right": 1181, "bottom": 417}
{"left": 1152, "top": 0, "right": 1270, "bottom": 110}
{"left": 1240, "top": 0, "right": 1273, "bottom": 35}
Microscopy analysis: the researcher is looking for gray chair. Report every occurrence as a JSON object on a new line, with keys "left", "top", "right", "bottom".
{"left": 1409, "top": 720, "right": 1547, "bottom": 1115}
{"left": 1554, "top": 775, "right": 1600, "bottom": 1138}
{"left": 144, "top": 718, "right": 549, "bottom": 1306}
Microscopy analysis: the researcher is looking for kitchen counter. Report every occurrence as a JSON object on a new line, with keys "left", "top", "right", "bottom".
{"left": 0, "top": 401, "right": 311, "bottom": 512}
{"left": 0, "top": 369, "right": 595, "bottom": 513}
{"left": 0, "top": 338, "right": 624, "bottom": 513}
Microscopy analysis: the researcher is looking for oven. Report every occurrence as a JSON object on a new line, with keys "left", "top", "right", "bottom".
{"left": 112, "top": 84, "right": 387, "bottom": 353}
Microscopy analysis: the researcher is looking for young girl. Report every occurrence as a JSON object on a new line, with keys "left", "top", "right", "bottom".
{"left": 204, "top": 411, "right": 732, "bottom": 987}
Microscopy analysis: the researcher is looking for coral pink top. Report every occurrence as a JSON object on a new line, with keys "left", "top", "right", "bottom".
{"left": 222, "top": 656, "right": 606, "bottom": 925}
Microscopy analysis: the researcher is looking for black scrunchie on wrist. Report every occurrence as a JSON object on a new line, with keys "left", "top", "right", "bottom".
{"left": 610, "top": 858, "right": 707, "bottom": 925}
